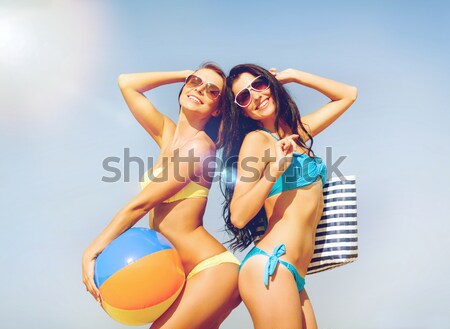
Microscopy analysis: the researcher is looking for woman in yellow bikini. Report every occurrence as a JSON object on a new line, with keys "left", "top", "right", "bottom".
{"left": 82, "top": 63, "right": 241, "bottom": 329}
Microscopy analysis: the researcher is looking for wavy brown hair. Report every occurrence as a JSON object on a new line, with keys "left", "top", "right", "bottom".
{"left": 220, "top": 64, "right": 314, "bottom": 251}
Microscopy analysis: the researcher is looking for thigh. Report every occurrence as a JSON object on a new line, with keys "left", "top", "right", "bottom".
{"left": 299, "top": 289, "right": 318, "bottom": 329}
{"left": 239, "top": 256, "right": 303, "bottom": 329}
{"left": 151, "top": 262, "right": 240, "bottom": 329}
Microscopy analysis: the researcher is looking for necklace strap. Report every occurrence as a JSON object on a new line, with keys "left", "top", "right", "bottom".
{"left": 259, "top": 127, "right": 280, "bottom": 141}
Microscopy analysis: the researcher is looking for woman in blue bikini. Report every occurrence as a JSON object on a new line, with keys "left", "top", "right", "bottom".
{"left": 221, "top": 64, "right": 357, "bottom": 328}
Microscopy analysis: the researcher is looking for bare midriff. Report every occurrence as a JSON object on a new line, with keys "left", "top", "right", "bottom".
{"left": 256, "top": 178, "right": 324, "bottom": 278}
{"left": 149, "top": 198, "right": 227, "bottom": 275}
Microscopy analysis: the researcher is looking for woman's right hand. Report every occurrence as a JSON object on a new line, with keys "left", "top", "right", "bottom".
{"left": 268, "top": 134, "right": 299, "bottom": 179}
{"left": 82, "top": 251, "right": 102, "bottom": 305}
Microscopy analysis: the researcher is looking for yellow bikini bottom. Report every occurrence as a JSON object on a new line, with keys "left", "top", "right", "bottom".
{"left": 186, "top": 251, "right": 241, "bottom": 280}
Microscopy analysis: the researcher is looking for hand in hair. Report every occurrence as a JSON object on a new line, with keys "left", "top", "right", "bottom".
{"left": 268, "top": 68, "right": 296, "bottom": 84}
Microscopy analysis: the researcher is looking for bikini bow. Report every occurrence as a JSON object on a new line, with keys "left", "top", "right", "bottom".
{"left": 263, "top": 244, "right": 286, "bottom": 287}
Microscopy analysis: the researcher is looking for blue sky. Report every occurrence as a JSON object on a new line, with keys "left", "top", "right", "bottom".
{"left": 1, "top": 1, "right": 449, "bottom": 328}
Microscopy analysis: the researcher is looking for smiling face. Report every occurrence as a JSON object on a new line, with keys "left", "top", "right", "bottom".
{"left": 231, "top": 72, "right": 277, "bottom": 122}
{"left": 179, "top": 68, "right": 224, "bottom": 118}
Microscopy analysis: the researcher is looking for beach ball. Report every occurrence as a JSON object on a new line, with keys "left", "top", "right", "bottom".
{"left": 94, "top": 227, "right": 185, "bottom": 325}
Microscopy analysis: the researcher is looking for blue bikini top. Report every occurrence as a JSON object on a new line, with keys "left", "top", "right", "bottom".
{"left": 259, "top": 128, "right": 327, "bottom": 197}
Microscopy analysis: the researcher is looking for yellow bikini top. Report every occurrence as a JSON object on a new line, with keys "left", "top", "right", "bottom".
{"left": 140, "top": 167, "right": 209, "bottom": 203}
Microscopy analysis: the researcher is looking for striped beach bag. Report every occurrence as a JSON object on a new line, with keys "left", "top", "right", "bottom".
{"left": 252, "top": 176, "right": 358, "bottom": 274}
{"left": 307, "top": 175, "right": 358, "bottom": 274}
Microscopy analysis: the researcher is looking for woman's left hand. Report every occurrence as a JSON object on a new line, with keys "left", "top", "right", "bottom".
{"left": 82, "top": 251, "right": 102, "bottom": 305}
{"left": 269, "top": 68, "right": 297, "bottom": 84}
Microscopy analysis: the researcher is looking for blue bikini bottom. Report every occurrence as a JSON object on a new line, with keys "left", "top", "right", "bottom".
{"left": 240, "top": 244, "right": 305, "bottom": 292}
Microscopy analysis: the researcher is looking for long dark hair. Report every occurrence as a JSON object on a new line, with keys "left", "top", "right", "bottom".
{"left": 178, "top": 62, "right": 227, "bottom": 145}
{"left": 220, "top": 64, "right": 314, "bottom": 251}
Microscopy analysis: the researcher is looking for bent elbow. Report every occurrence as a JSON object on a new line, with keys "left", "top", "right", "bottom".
{"left": 230, "top": 208, "right": 246, "bottom": 229}
{"left": 231, "top": 216, "right": 246, "bottom": 229}
{"left": 349, "top": 86, "right": 358, "bottom": 102}
{"left": 117, "top": 74, "right": 130, "bottom": 90}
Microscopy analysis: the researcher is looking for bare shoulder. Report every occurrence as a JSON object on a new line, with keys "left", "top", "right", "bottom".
{"left": 244, "top": 129, "right": 272, "bottom": 144}
{"left": 241, "top": 130, "right": 273, "bottom": 155}
{"left": 183, "top": 132, "right": 217, "bottom": 179}
{"left": 197, "top": 131, "right": 216, "bottom": 152}
{"left": 186, "top": 131, "right": 216, "bottom": 158}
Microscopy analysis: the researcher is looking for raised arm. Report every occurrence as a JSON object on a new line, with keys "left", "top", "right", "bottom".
{"left": 273, "top": 68, "right": 358, "bottom": 139}
{"left": 82, "top": 139, "right": 213, "bottom": 302}
{"left": 118, "top": 70, "right": 193, "bottom": 147}
{"left": 230, "top": 132, "right": 297, "bottom": 229}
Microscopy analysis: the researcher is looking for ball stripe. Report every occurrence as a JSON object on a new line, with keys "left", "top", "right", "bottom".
{"left": 101, "top": 283, "right": 184, "bottom": 325}
{"left": 99, "top": 249, "right": 185, "bottom": 309}
{"left": 94, "top": 228, "right": 173, "bottom": 287}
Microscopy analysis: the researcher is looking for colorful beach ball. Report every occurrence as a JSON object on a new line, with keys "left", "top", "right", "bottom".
{"left": 94, "top": 227, "right": 185, "bottom": 325}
